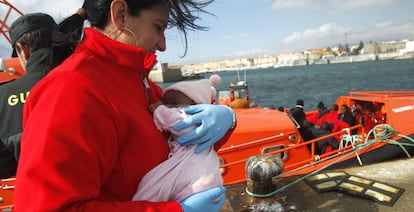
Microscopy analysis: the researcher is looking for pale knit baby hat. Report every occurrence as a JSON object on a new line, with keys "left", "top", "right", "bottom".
{"left": 163, "top": 74, "right": 222, "bottom": 104}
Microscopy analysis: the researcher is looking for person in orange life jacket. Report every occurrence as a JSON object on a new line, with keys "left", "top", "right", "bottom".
{"left": 133, "top": 74, "right": 224, "bottom": 202}
{"left": 308, "top": 101, "right": 338, "bottom": 127}
{"left": 325, "top": 103, "right": 341, "bottom": 125}
{"left": 330, "top": 103, "right": 339, "bottom": 113}
{"left": 0, "top": 13, "right": 57, "bottom": 179}
{"left": 316, "top": 101, "right": 329, "bottom": 119}
{"left": 307, "top": 101, "right": 328, "bottom": 125}
{"left": 329, "top": 118, "right": 350, "bottom": 142}
{"left": 320, "top": 103, "right": 347, "bottom": 141}
{"left": 322, "top": 103, "right": 352, "bottom": 142}
{"left": 14, "top": 1, "right": 235, "bottom": 212}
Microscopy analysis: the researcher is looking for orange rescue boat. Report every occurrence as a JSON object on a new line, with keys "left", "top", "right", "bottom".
{"left": 218, "top": 91, "right": 414, "bottom": 185}
{"left": 0, "top": 57, "right": 25, "bottom": 84}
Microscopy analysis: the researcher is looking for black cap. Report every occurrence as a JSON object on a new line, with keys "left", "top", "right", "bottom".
{"left": 296, "top": 99, "right": 304, "bottom": 107}
{"left": 9, "top": 13, "right": 57, "bottom": 57}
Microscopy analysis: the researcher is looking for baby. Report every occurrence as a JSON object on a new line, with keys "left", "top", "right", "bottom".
{"left": 132, "top": 74, "right": 223, "bottom": 202}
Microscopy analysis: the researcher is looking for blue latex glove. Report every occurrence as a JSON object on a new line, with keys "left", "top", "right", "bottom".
{"left": 180, "top": 186, "right": 226, "bottom": 212}
{"left": 173, "top": 104, "right": 235, "bottom": 154}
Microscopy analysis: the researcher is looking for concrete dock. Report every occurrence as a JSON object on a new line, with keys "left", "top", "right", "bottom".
{"left": 223, "top": 157, "right": 414, "bottom": 211}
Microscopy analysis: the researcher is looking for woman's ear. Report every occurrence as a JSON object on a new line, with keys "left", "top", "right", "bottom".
{"left": 110, "top": 0, "right": 128, "bottom": 29}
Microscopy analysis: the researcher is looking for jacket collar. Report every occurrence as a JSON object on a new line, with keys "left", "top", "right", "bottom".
{"left": 82, "top": 28, "right": 157, "bottom": 76}
{"left": 25, "top": 48, "right": 51, "bottom": 77}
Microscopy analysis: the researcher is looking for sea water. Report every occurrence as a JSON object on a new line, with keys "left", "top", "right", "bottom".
{"left": 159, "top": 59, "right": 414, "bottom": 110}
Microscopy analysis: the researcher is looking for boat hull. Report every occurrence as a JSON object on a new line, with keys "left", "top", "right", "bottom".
{"left": 329, "top": 133, "right": 414, "bottom": 169}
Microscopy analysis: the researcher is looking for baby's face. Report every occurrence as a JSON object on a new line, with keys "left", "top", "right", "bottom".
{"left": 163, "top": 90, "right": 196, "bottom": 106}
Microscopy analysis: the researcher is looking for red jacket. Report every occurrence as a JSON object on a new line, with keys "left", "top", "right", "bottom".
{"left": 332, "top": 119, "right": 350, "bottom": 141}
{"left": 15, "top": 28, "right": 181, "bottom": 211}
{"left": 307, "top": 110, "right": 338, "bottom": 126}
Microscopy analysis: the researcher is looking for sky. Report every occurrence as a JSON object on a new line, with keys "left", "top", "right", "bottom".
{"left": 1, "top": 0, "right": 414, "bottom": 65}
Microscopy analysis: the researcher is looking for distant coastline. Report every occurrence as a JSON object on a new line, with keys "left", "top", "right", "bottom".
{"left": 178, "top": 40, "right": 414, "bottom": 74}
{"left": 150, "top": 39, "right": 414, "bottom": 83}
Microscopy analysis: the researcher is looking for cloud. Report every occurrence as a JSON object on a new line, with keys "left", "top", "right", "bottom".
{"left": 339, "top": 0, "right": 401, "bottom": 10}
{"left": 232, "top": 48, "right": 268, "bottom": 57}
{"left": 272, "top": 0, "right": 318, "bottom": 10}
{"left": 375, "top": 21, "right": 392, "bottom": 28}
{"left": 283, "top": 23, "right": 349, "bottom": 45}
{"left": 346, "top": 21, "right": 414, "bottom": 43}
{"left": 9, "top": 0, "right": 82, "bottom": 21}
{"left": 206, "top": 48, "right": 270, "bottom": 63}
{"left": 372, "top": 22, "right": 414, "bottom": 41}
{"left": 223, "top": 33, "right": 248, "bottom": 40}
{"left": 281, "top": 21, "right": 414, "bottom": 52}
{"left": 272, "top": 0, "right": 402, "bottom": 11}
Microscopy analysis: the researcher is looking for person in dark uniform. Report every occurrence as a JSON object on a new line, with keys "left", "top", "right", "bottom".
{"left": 289, "top": 107, "right": 315, "bottom": 141}
{"left": 339, "top": 104, "right": 356, "bottom": 127}
{"left": 294, "top": 99, "right": 306, "bottom": 122}
{"left": 0, "top": 13, "right": 57, "bottom": 178}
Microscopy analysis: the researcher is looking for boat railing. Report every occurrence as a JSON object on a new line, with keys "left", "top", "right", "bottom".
{"left": 218, "top": 133, "right": 286, "bottom": 154}
{"left": 272, "top": 125, "right": 366, "bottom": 175}
{"left": 349, "top": 91, "right": 414, "bottom": 98}
{"left": 220, "top": 124, "right": 366, "bottom": 183}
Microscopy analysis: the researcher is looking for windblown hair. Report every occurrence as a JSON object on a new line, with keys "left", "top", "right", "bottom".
{"left": 50, "top": 0, "right": 215, "bottom": 68}
{"left": 50, "top": 14, "right": 85, "bottom": 69}
{"left": 165, "top": 0, "right": 214, "bottom": 47}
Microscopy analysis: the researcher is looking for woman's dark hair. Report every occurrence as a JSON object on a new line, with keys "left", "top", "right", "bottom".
{"left": 50, "top": 0, "right": 214, "bottom": 68}
{"left": 50, "top": 13, "right": 85, "bottom": 69}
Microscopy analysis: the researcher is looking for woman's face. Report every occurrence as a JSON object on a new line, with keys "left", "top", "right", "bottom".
{"left": 123, "top": 4, "right": 168, "bottom": 53}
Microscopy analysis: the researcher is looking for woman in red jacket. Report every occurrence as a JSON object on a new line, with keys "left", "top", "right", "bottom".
{"left": 14, "top": 0, "right": 234, "bottom": 211}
